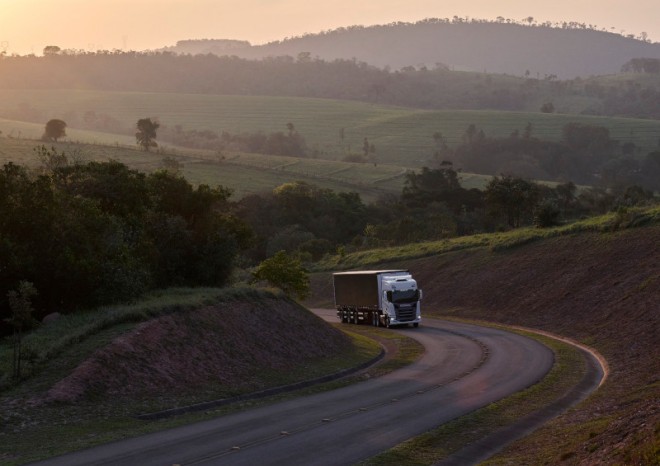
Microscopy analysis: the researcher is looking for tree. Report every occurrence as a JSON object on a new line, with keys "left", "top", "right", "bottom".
{"left": 540, "top": 102, "right": 555, "bottom": 113}
{"left": 534, "top": 201, "right": 561, "bottom": 228}
{"left": 43, "top": 45, "right": 61, "bottom": 56}
{"left": 485, "top": 175, "right": 540, "bottom": 228}
{"left": 5, "top": 281, "right": 38, "bottom": 380}
{"left": 252, "top": 250, "right": 310, "bottom": 300}
{"left": 43, "top": 119, "right": 67, "bottom": 142}
{"left": 136, "top": 118, "right": 160, "bottom": 151}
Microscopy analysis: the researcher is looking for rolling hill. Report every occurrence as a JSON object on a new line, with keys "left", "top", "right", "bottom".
{"left": 2, "top": 91, "right": 660, "bottom": 171}
{"left": 163, "top": 19, "right": 660, "bottom": 79}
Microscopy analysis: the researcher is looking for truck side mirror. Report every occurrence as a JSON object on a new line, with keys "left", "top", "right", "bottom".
{"left": 386, "top": 291, "right": 392, "bottom": 302}
{"left": 417, "top": 289, "right": 423, "bottom": 300}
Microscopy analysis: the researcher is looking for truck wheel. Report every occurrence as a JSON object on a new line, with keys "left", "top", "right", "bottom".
{"left": 413, "top": 323, "right": 419, "bottom": 328}
{"left": 372, "top": 313, "right": 379, "bottom": 327}
{"left": 385, "top": 316, "right": 391, "bottom": 328}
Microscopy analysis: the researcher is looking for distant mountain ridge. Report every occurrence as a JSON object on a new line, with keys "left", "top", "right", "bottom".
{"left": 163, "top": 19, "right": 660, "bottom": 78}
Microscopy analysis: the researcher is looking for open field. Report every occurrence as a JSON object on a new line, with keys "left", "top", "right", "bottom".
{"left": 1, "top": 90, "right": 660, "bottom": 168}
{"left": 0, "top": 127, "right": 495, "bottom": 201}
{"left": 0, "top": 130, "right": 410, "bottom": 201}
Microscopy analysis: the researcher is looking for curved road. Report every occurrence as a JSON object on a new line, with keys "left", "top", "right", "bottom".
{"left": 35, "top": 315, "right": 555, "bottom": 466}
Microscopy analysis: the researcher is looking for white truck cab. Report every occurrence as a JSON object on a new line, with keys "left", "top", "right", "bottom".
{"left": 380, "top": 273, "right": 422, "bottom": 327}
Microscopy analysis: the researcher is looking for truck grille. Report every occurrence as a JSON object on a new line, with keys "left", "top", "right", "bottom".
{"left": 396, "top": 306, "right": 416, "bottom": 322}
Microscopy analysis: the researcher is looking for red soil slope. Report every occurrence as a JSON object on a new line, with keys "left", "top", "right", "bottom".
{"left": 408, "top": 225, "right": 659, "bottom": 464}
{"left": 45, "top": 298, "right": 351, "bottom": 403}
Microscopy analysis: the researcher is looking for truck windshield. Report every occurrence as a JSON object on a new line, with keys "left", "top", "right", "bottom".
{"left": 392, "top": 289, "right": 418, "bottom": 303}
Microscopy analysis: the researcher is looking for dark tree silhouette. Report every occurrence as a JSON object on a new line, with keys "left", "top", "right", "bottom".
{"left": 43, "top": 119, "right": 67, "bottom": 142}
{"left": 136, "top": 118, "right": 160, "bottom": 151}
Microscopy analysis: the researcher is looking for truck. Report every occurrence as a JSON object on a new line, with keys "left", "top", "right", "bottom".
{"left": 333, "top": 270, "right": 422, "bottom": 328}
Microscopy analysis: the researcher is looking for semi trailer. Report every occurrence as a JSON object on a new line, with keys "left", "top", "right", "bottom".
{"left": 333, "top": 270, "right": 422, "bottom": 327}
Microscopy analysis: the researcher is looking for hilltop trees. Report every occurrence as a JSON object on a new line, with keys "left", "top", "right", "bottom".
{"left": 42, "top": 119, "right": 67, "bottom": 142}
{"left": 621, "top": 58, "right": 660, "bottom": 74}
{"left": 136, "top": 118, "right": 159, "bottom": 151}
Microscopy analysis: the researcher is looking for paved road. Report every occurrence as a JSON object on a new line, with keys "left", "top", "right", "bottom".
{"left": 34, "top": 315, "right": 554, "bottom": 466}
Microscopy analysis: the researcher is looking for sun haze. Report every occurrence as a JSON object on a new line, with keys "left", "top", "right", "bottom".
{"left": 1, "top": 0, "right": 659, "bottom": 55}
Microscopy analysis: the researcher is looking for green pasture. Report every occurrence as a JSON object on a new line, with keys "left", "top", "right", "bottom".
{"left": 1, "top": 90, "right": 660, "bottom": 169}
{"left": 0, "top": 132, "right": 411, "bottom": 201}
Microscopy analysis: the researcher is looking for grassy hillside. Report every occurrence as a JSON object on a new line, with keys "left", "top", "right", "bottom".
{"left": 0, "top": 288, "right": 386, "bottom": 463}
{"left": 315, "top": 205, "right": 660, "bottom": 270}
{"left": 309, "top": 212, "right": 660, "bottom": 464}
{"left": 0, "top": 131, "right": 412, "bottom": 201}
{"left": 2, "top": 90, "right": 660, "bottom": 169}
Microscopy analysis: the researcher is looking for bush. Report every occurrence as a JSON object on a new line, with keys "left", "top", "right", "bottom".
{"left": 252, "top": 251, "right": 310, "bottom": 300}
{"left": 534, "top": 202, "right": 561, "bottom": 228}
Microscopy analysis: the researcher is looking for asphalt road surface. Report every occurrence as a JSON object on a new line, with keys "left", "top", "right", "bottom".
{"left": 34, "top": 314, "right": 555, "bottom": 466}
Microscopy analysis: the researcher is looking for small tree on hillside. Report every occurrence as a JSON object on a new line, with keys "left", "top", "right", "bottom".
{"left": 252, "top": 250, "right": 310, "bottom": 300}
{"left": 43, "top": 119, "right": 67, "bottom": 142}
{"left": 136, "top": 118, "right": 160, "bottom": 151}
{"left": 5, "top": 281, "right": 38, "bottom": 380}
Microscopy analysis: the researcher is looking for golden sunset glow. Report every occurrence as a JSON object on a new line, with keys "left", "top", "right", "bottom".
{"left": 1, "top": 0, "right": 659, "bottom": 55}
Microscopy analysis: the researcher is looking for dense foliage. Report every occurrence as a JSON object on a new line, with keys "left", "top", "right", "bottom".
{"left": 0, "top": 147, "right": 249, "bottom": 323}
{"left": 251, "top": 251, "right": 310, "bottom": 300}
{"left": 449, "top": 122, "right": 660, "bottom": 191}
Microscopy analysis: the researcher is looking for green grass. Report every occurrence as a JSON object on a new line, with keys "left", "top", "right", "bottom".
{"left": 317, "top": 205, "right": 660, "bottom": 270}
{"left": 361, "top": 322, "right": 586, "bottom": 465}
{"left": 2, "top": 90, "right": 660, "bottom": 168}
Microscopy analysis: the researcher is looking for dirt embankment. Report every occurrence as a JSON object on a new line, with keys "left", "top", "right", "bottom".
{"left": 412, "top": 226, "right": 659, "bottom": 464}
{"left": 45, "top": 298, "right": 351, "bottom": 403}
{"left": 310, "top": 225, "right": 659, "bottom": 464}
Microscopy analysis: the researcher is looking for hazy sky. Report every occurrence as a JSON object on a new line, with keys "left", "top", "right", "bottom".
{"left": 2, "top": 0, "right": 660, "bottom": 55}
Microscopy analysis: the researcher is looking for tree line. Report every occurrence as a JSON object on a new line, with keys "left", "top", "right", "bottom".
{"left": 1, "top": 52, "right": 660, "bottom": 119}
{"left": 161, "top": 123, "right": 308, "bottom": 157}
{"left": 441, "top": 122, "right": 660, "bottom": 191}
{"left": 0, "top": 147, "right": 249, "bottom": 325}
